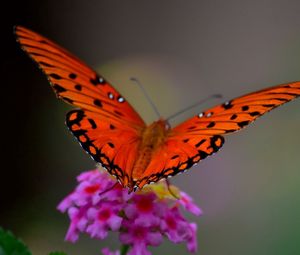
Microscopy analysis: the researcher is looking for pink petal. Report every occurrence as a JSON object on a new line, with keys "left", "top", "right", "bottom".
{"left": 101, "top": 248, "right": 120, "bottom": 255}
{"left": 145, "top": 232, "right": 163, "bottom": 246}
{"left": 178, "top": 192, "right": 202, "bottom": 216}
{"left": 57, "top": 194, "right": 73, "bottom": 212}
{"left": 107, "top": 214, "right": 123, "bottom": 231}
{"left": 187, "top": 223, "right": 198, "bottom": 253}
{"left": 128, "top": 243, "right": 151, "bottom": 255}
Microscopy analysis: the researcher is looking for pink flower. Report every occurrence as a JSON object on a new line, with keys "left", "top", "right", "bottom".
{"left": 65, "top": 206, "right": 89, "bottom": 242}
{"left": 161, "top": 206, "right": 198, "bottom": 252}
{"left": 86, "top": 203, "right": 123, "bottom": 239}
{"left": 124, "top": 193, "right": 163, "bottom": 227}
{"left": 101, "top": 248, "right": 120, "bottom": 255}
{"left": 120, "top": 220, "right": 163, "bottom": 255}
{"left": 58, "top": 169, "right": 201, "bottom": 254}
{"left": 177, "top": 191, "right": 203, "bottom": 216}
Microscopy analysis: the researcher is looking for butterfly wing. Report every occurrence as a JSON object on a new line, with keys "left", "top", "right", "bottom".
{"left": 15, "top": 26, "right": 146, "bottom": 186}
{"left": 15, "top": 26, "right": 145, "bottom": 127}
{"left": 136, "top": 82, "right": 300, "bottom": 189}
{"left": 173, "top": 81, "right": 300, "bottom": 135}
{"left": 66, "top": 109, "right": 142, "bottom": 186}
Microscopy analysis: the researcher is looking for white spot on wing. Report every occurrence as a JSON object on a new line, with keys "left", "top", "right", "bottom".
{"left": 108, "top": 92, "right": 114, "bottom": 99}
{"left": 198, "top": 112, "right": 204, "bottom": 118}
{"left": 118, "top": 97, "right": 125, "bottom": 103}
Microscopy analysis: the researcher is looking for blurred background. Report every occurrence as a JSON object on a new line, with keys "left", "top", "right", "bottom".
{"left": 2, "top": 0, "right": 300, "bottom": 254}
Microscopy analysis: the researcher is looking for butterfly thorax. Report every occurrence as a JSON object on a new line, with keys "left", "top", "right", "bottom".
{"left": 131, "top": 119, "right": 169, "bottom": 184}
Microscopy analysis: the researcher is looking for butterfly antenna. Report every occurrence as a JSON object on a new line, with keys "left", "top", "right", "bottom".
{"left": 98, "top": 182, "right": 119, "bottom": 196}
{"left": 166, "top": 94, "right": 223, "bottom": 121}
{"left": 130, "top": 77, "right": 161, "bottom": 118}
{"left": 166, "top": 179, "right": 180, "bottom": 199}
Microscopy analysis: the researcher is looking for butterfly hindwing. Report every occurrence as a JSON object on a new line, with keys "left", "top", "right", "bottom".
{"left": 136, "top": 134, "right": 224, "bottom": 188}
{"left": 66, "top": 109, "right": 142, "bottom": 186}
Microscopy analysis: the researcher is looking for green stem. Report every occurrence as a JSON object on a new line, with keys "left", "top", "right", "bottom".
{"left": 120, "top": 244, "right": 130, "bottom": 255}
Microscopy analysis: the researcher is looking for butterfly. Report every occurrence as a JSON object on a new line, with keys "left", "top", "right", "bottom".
{"left": 15, "top": 26, "right": 300, "bottom": 192}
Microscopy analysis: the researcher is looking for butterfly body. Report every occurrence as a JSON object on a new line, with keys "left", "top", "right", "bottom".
{"left": 15, "top": 26, "right": 300, "bottom": 192}
{"left": 131, "top": 119, "right": 169, "bottom": 187}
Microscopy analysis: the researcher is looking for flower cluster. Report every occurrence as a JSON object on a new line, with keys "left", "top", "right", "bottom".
{"left": 57, "top": 169, "right": 202, "bottom": 255}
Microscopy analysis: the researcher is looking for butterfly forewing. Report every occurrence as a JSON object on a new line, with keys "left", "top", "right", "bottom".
{"left": 173, "top": 82, "right": 300, "bottom": 135}
{"left": 15, "top": 26, "right": 145, "bottom": 128}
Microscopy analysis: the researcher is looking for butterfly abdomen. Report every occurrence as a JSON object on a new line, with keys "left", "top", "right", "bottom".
{"left": 131, "top": 119, "right": 169, "bottom": 182}
{"left": 132, "top": 146, "right": 153, "bottom": 181}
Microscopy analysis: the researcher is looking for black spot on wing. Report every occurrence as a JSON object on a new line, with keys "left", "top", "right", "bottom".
{"left": 75, "top": 84, "right": 82, "bottom": 91}
{"left": 237, "top": 120, "right": 250, "bottom": 128}
{"left": 198, "top": 150, "right": 209, "bottom": 159}
{"left": 69, "top": 73, "right": 77, "bottom": 79}
{"left": 207, "top": 122, "right": 216, "bottom": 128}
{"left": 53, "top": 84, "right": 66, "bottom": 93}
{"left": 39, "top": 61, "right": 54, "bottom": 67}
{"left": 242, "top": 105, "right": 249, "bottom": 111}
{"left": 225, "top": 129, "right": 236, "bottom": 133}
{"left": 88, "top": 118, "right": 97, "bottom": 129}
{"left": 62, "top": 97, "right": 74, "bottom": 104}
{"left": 195, "top": 139, "right": 206, "bottom": 148}
{"left": 114, "top": 110, "right": 124, "bottom": 117}
{"left": 107, "top": 142, "right": 115, "bottom": 148}
{"left": 94, "top": 99, "right": 102, "bottom": 107}
{"left": 230, "top": 114, "right": 238, "bottom": 120}
{"left": 49, "top": 73, "right": 62, "bottom": 80}
{"left": 262, "top": 104, "right": 276, "bottom": 108}
{"left": 249, "top": 111, "right": 260, "bottom": 117}
{"left": 222, "top": 101, "right": 233, "bottom": 110}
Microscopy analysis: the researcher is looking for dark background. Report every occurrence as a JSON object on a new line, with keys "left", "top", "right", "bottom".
{"left": 2, "top": 1, "right": 300, "bottom": 254}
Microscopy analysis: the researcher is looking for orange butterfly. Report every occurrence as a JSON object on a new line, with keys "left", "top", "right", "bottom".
{"left": 15, "top": 26, "right": 300, "bottom": 192}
